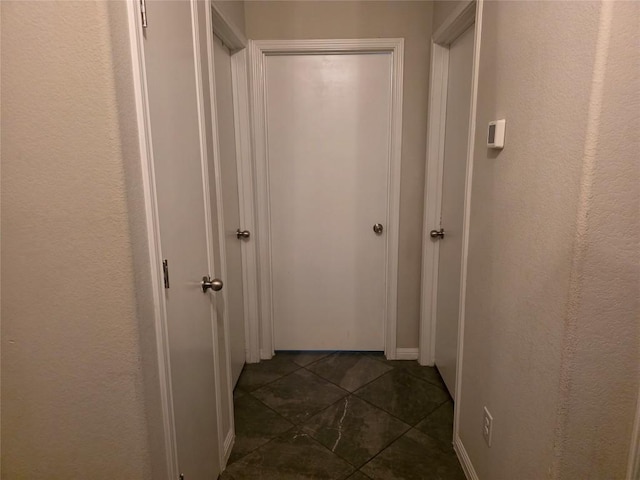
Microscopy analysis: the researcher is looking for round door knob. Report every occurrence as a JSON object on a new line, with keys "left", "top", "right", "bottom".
{"left": 236, "top": 229, "right": 251, "bottom": 239}
{"left": 430, "top": 228, "right": 445, "bottom": 239}
{"left": 373, "top": 223, "right": 384, "bottom": 235}
{"left": 202, "top": 276, "right": 223, "bottom": 292}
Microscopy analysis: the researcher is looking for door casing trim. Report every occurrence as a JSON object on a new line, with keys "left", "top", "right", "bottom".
{"left": 248, "top": 38, "right": 404, "bottom": 359}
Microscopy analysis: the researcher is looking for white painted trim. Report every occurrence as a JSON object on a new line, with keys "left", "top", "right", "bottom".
{"left": 249, "top": 38, "right": 404, "bottom": 360}
{"left": 201, "top": 0, "right": 236, "bottom": 465}
{"left": 628, "top": 384, "right": 640, "bottom": 479}
{"left": 223, "top": 428, "right": 236, "bottom": 466}
{"left": 126, "top": 1, "right": 178, "bottom": 477}
{"left": 231, "top": 49, "right": 261, "bottom": 364}
{"left": 395, "top": 348, "right": 419, "bottom": 361}
{"left": 453, "top": 2, "right": 484, "bottom": 479}
{"left": 454, "top": 434, "right": 480, "bottom": 480}
{"left": 210, "top": 1, "right": 247, "bottom": 51}
{"left": 419, "top": 0, "right": 477, "bottom": 368}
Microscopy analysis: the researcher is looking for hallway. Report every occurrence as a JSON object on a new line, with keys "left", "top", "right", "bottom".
{"left": 222, "top": 352, "right": 465, "bottom": 479}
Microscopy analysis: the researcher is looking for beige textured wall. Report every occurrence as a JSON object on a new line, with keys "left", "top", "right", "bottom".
{"left": 215, "top": 0, "right": 247, "bottom": 35}
{"left": 1, "top": 2, "right": 153, "bottom": 478}
{"left": 245, "top": 1, "right": 433, "bottom": 347}
{"left": 458, "top": 1, "right": 639, "bottom": 478}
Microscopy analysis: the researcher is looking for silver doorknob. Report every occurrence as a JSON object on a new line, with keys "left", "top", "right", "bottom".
{"left": 430, "top": 228, "right": 445, "bottom": 239}
{"left": 373, "top": 223, "right": 384, "bottom": 235}
{"left": 236, "top": 229, "right": 251, "bottom": 240}
{"left": 202, "top": 276, "right": 223, "bottom": 292}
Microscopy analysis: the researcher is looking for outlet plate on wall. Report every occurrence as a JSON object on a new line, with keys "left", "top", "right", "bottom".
{"left": 483, "top": 406, "right": 493, "bottom": 447}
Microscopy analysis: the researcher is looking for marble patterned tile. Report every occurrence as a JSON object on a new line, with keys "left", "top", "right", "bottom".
{"left": 366, "top": 354, "right": 449, "bottom": 390}
{"left": 354, "top": 370, "right": 450, "bottom": 425}
{"left": 235, "top": 355, "right": 300, "bottom": 392}
{"left": 347, "top": 471, "right": 372, "bottom": 479}
{"left": 221, "top": 428, "right": 354, "bottom": 480}
{"left": 307, "top": 353, "right": 393, "bottom": 392}
{"left": 303, "top": 395, "right": 410, "bottom": 467}
{"left": 252, "top": 369, "right": 348, "bottom": 424}
{"left": 275, "top": 350, "right": 335, "bottom": 367}
{"left": 414, "top": 400, "right": 455, "bottom": 452}
{"left": 359, "top": 429, "right": 465, "bottom": 480}
{"left": 228, "top": 394, "right": 293, "bottom": 464}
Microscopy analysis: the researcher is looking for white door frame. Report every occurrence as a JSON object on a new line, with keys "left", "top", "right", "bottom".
{"left": 248, "top": 39, "right": 404, "bottom": 360}
{"left": 418, "top": 1, "right": 483, "bottom": 478}
{"left": 125, "top": 0, "right": 254, "bottom": 475}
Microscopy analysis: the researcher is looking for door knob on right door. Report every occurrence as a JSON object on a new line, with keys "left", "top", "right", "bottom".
{"left": 430, "top": 228, "right": 445, "bottom": 239}
{"left": 373, "top": 223, "right": 384, "bottom": 235}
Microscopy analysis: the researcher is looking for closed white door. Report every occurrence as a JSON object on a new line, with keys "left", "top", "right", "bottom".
{"left": 434, "top": 25, "right": 475, "bottom": 398}
{"left": 143, "top": 1, "right": 222, "bottom": 477}
{"left": 266, "top": 53, "right": 392, "bottom": 351}
{"left": 212, "top": 34, "right": 246, "bottom": 386}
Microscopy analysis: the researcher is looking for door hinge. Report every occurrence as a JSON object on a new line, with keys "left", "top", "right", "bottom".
{"left": 162, "top": 259, "right": 170, "bottom": 289}
{"left": 139, "top": 0, "right": 148, "bottom": 28}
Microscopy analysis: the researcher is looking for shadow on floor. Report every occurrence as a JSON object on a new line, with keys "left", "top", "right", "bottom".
{"left": 221, "top": 351, "right": 465, "bottom": 480}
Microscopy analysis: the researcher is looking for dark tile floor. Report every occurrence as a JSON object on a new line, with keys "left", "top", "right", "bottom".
{"left": 221, "top": 351, "right": 465, "bottom": 480}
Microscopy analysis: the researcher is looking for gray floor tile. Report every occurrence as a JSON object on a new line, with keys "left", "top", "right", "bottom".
{"left": 221, "top": 428, "right": 354, "bottom": 480}
{"left": 252, "top": 369, "right": 348, "bottom": 424}
{"left": 360, "top": 429, "right": 465, "bottom": 480}
{"left": 366, "top": 354, "right": 449, "bottom": 390}
{"left": 228, "top": 394, "right": 293, "bottom": 464}
{"left": 276, "top": 350, "right": 334, "bottom": 367}
{"left": 235, "top": 355, "right": 300, "bottom": 392}
{"left": 308, "top": 352, "right": 393, "bottom": 392}
{"left": 303, "top": 395, "right": 410, "bottom": 467}
{"left": 354, "top": 370, "right": 450, "bottom": 425}
{"left": 414, "top": 400, "right": 455, "bottom": 452}
{"left": 347, "top": 471, "right": 372, "bottom": 479}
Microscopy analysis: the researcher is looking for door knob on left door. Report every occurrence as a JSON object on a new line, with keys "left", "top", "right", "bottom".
{"left": 373, "top": 223, "right": 384, "bottom": 234}
{"left": 202, "top": 276, "right": 223, "bottom": 292}
{"left": 236, "top": 229, "right": 251, "bottom": 239}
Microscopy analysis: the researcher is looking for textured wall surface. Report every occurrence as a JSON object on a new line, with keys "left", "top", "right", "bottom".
{"left": 551, "top": 2, "right": 640, "bottom": 477}
{"left": 458, "top": 1, "right": 639, "bottom": 478}
{"left": 1, "top": 2, "right": 152, "bottom": 478}
{"left": 245, "top": 0, "right": 433, "bottom": 347}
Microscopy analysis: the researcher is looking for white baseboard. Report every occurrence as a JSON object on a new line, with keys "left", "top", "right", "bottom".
{"left": 454, "top": 434, "right": 479, "bottom": 480}
{"left": 395, "top": 348, "right": 419, "bottom": 360}
{"left": 223, "top": 429, "right": 235, "bottom": 466}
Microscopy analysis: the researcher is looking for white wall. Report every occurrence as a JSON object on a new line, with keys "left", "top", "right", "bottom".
{"left": 457, "top": 1, "right": 639, "bottom": 478}
{"left": 245, "top": 0, "right": 433, "bottom": 347}
{"left": 1, "top": 2, "right": 162, "bottom": 477}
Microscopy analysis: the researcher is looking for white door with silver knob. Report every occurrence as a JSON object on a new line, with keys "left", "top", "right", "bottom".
{"left": 434, "top": 24, "right": 475, "bottom": 398}
{"left": 211, "top": 33, "right": 246, "bottom": 387}
{"left": 141, "top": 1, "right": 226, "bottom": 477}
{"left": 267, "top": 52, "right": 391, "bottom": 350}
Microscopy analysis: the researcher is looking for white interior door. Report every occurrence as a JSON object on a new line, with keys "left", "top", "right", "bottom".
{"left": 434, "top": 25, "right": 475, "bottom": 398}
{"left": 142, "top": 1, "right": 222, "bottom": 477}
{"left": 212, "top": 34, "right": 246, "bottom": 387}
{"left": 266, "top": 52, "right": 392, "bottom": 351}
